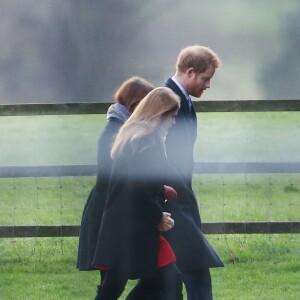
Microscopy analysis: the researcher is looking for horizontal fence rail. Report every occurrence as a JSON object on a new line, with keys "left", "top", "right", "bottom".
{"left": 1, "top": 100, "right": 300, "bottom": 116}
{"left": 1, "top": 162, "right": 300, "bottom": 178}
{"left": 1, "top": 222, "right": 300, "bottom": 238}
{"left": 1, "top": 100, "right": 299, "bottom": 237}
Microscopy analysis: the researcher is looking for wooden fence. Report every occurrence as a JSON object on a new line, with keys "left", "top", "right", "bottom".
{"left": 1, "top": 100, "right": 300, "bottom": 237}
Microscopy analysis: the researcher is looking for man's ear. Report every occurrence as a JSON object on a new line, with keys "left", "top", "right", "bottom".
{"left": 186, "top": 67, "right": 195, "bottom": 78}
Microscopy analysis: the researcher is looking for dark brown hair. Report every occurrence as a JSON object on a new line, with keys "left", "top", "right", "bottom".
{"left": 114, "top": 76, "right": 154, "bottom": 113}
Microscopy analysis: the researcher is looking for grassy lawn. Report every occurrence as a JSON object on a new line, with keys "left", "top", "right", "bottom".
{"left": 0, "top": 112, "right": 299, "bottom": 226}
{"left": 0, "top": 112, "right": 299, "bottom": 166}
{"left": 0, "top": 234, "right": 299, "bottom": 299}
{"left": 1, "top": 173, "right": 299, "bottom": 225}
{"left": 0, "top": 112, "right": 299, "bottom": 299}
{"left": 196, "top": 111, "right": 300, "bottom": 162}
{"left": 0, "top": 174, "right": 299, "bottom": 299}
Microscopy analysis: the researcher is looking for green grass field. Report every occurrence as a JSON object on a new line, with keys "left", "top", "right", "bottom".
{"left": 0, "top": 173, "right": 299, "bottom": 226}
{"left": 0, "top": 112, "right": 299, "bottom": 299}
{"left": 0, "top": 172, "right": 299, "bottom": 299}
{"left": 0, "top": 112, "right": 299, "bottom": 165}
{"left": 1, "top": 234, "right": 299, "bottom": 299}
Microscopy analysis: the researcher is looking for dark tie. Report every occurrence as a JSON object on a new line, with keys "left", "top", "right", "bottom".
{"left": 187, "top": 96, "right": 192, "bottom": 112}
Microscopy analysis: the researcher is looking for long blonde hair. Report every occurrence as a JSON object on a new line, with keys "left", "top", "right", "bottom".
{"left": 111, "top": 87, "right": 180, "bottom": 159}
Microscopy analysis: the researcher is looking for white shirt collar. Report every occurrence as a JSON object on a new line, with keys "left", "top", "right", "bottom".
{"left": 171, "top": 76, "right": 190, "bottom": 100}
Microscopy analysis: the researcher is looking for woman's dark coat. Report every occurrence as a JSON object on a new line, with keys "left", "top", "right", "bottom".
{"left": 163, "top": 78, "right": 224, "bottom": 272}
{"left": 92, "top": 135, "right": 167, "bottom": 278}
{"left": 77, "top": 117, "right": 123, "bottom": 271}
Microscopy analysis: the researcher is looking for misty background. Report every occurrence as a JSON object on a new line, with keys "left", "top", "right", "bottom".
{"left": 0, "top": 0, "right": 299, "bottom": 104}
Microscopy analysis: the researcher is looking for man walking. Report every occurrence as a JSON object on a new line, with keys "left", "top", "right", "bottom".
{"left": 163, "top": 45, "right": 224, "bottom": 300}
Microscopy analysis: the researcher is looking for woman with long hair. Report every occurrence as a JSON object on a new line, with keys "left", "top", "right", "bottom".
{"left": 93, "top": 87, "right": 182, "bottom": 299}
{"left": 77, "top": 77, "right": 154, "bottom": 298}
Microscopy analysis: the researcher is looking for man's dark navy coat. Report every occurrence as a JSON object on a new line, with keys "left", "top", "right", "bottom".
{"left": 163, "top": 78, "right": 224, "bottom": 272}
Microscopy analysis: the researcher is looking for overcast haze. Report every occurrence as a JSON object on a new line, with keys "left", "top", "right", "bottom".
{"left": 0, "top": 0, "right": 299, "bottom": 104}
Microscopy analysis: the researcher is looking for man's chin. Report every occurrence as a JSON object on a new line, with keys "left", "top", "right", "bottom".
{"left": 191, "top": 91, "right": 204, "bottom": 98}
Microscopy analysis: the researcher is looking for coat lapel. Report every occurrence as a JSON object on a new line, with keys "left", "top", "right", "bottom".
{"left": 165, "top": 78, "right": 197, "bottom": 139}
